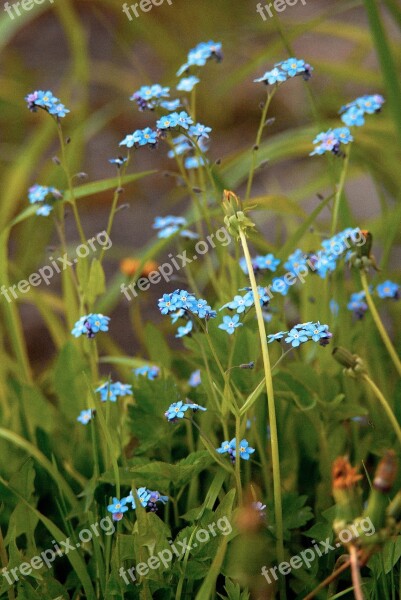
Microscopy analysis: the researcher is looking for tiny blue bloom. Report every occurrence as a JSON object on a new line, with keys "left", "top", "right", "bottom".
{"left": 267, "top": 331, "right": 287, "bottom": 343}
{"left": 165, "top": 400, "right": 190, "bottom": 421}
{"left": 285, "top": 328, "right": 310, "bottom": 348}
{"left": 177, "top": 76, "right": 200, "bottom": 92}
{"left": 218, "top": 314, "right": 243, "bottom": 335}
{"left": 376, "top": 280, "right": 399, "bottom": 300}
{"left": 176, "top": 320, "right": 193, "bottom": 338}
{"left": 188, "top": 369, "right": 201, "bottom": 387}
{"left": 189, "top": 123, "right": 212, "bottom": 139}
{"left": 133, "top": 365, "right": 160, "bottom": 380}
{"left": 77, "top": 409, "right": 93, "bottom": 425}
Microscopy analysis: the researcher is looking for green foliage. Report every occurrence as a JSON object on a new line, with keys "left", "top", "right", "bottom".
{"left": 1, "top": 1, "right": 401, "bottom": 599}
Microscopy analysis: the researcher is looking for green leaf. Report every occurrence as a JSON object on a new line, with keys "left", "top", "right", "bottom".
{"left": 363, "top": 0, "right": 401, "bottom": 142}
{"left": 4, "top": 459, "right": 38, "bottom": 547}
{"left": 86, "top": 258, "right": 106, "bottom": 305}
{"left": 275, "top": 372, "right": 317, "bottom": 411}
{"left": 144, "top": 323, "right": 172, "bottom": 369}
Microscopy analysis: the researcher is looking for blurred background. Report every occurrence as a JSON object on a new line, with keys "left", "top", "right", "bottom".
{"left": 1, "top": 0, "right": 400, "bottom": 369}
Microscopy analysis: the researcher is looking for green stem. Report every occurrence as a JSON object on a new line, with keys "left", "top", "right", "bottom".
{"left": 330, "top": 147, "right": 351, "bottom": 236}
{"left": 99, "top": 164, "right": 125, "bottom": 265}
{"left": 56, "top": 122, "right": 87, "bottom": 245}
{"left": 363, "top": 374, "right": 401, "bottom": 447}
{"left": 0, "top": 527, "right": 15, "bottom": 600}
{"left": 360, "top": 270, "right": 401, "bottom": 377}
{"left": 235, "top": 415, "right": 243, "bottom": 505}
{"left": 239, "top": 229, "right": 286, "bottom": 599}
{"left": 245, "top": 90, "right": 275, "bottom": 201}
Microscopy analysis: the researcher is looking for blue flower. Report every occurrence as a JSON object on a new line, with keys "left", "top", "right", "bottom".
{"left": 153, "top": 215, "right": 187, "bottom": 229}
{"left": 123, "top": 488, "right": 150, "bottom": 509}
{"left": 231, "top": 439, "right": 255, "bottom": 460}
{"left": 184, "top": 156, "right": 207, "bottom": 169}
{"left": 186, "top": 401, "right": 207, "bottom": 414}
{"left": 171, "top": 309, "right": 185, "bottom": 324}
{"left": 313, "top": 251, "right": 337, "bottom": 278}
{"left": 340, "top": 94, "right": 384, "bottom": 119}
{"left": 26, "top": 90, "right": 69, "bottom": 118}
{"left": 96, "top": 381, "right": 133, "bottom": 402}
{"left": 156, "top": 114, "right": 179, "bottom": 130}
{"left": 254, "top": 253, "right": 280, "bottom": 272}
{"left": 180, "top": 230, "right": 200, "bottom": 240}
{"left": 119, "top": 132, "right": 141, "bottom": 148}
{"left": 341, "top": 106, "right": 365, "bottom": 127}
{"left": 347, "top": 291, "right": 368, "bottom": 319}
{"left": 119, "top": 128, "right": 157, "bottom": 148}
{"left": 86, "top": 314, "right": 110, "bottom": 334}
{"left": 167, "top": 135, "right": 193, "bottom": 157}
{"left": 49, "top": 103, "right": 70, "bottom": 118}
{"left": 177, "top": 40, "right": 222, "bottom": 76}
{"left": 177, "top": 76, "right": 200, "bottom": 92}
{"left": 188, "top": 369, "right": 201, "bottom": 387}
{"left": 28, "top": 184, "right": 62, "bottom": 216}
{"left": 284, "top": 249, "right": 308, "bottom": 273}
{"left": 107, "top": 497, "right": 128, "bottom": 521}
{"left": 280, "top": 58, "right": 305, "bottom": 77}
{"left": 267, "top": 331, "right": 287, "bottom": 343}
{"left": 133, "top": 365, "right": 160, "bottom": 380}
{"left": 192, "top": 299, "right": 212, "bottom": 318}
{"left": 130, "top": 84, "right": 170, "bottom": 110}
{"left": 304, "top": 322, "right": 330, "bottom": 342}
{"left": 220, "top": 294, "right": 253, "bottom": 314}
{"left": 218, "top": 314, "right": 243, "bottom": 335}
{"left": 146, "top": 490, "right": 169, "bottom": 511}
{"left": 165, "top": 400, "right": 190, "bottom": 421}
{"left": 109, "top": 157, "right": 127, "bottom": 167}
{"left": 71, "top": 313, "right": 110, "bottom": 338}
{"left": 158, "top": 293, "right": 180, "bottom": 314}
{"left": 35, "top": 90, "right": 57, "bottom": 108}
{"left": 271, "top": 277, "right": 291, "bottom": 296}
{"left": 217, "top": 439, "right": 254, "bottom": 461}
{"left": 217, "top": 440, "right": 232, "bottom": 454}
{"left": 173, "top": 290, "right": 197, "bottom": 310}
{"left": 77, "top": 409, "right": 93, "bottom": 425}
{"left": 137, "top": 127, "right": 158, "bottom": 146}
{"left": 376, "top": 280, "right": 399, "bottom": 300}
{"left": 254, "top": 68, "right": 287, "bottom": 85}
{"left": 176, "top": 320, "right": 193, "bottom": 338}
{"left": 189, "top": 123, "right": 212, "bottom": 139}
{"left": 310, "top": 127, "right": 353, "bottom": 156}
{"left": 160, "top": 99, "right": 182, "bottom": 111}
{"left": 285, "top": 328, "right": 310, "bottom": 348}
{"left": 329, "top": 299, "right": 340, "bottom": 316}
{"left": 176, "top": 111, "right": 194, "bottom": 129}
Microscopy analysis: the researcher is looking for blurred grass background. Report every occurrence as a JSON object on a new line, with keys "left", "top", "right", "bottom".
{"left": 0, "top": 0, "right": 400, "bottom": 369}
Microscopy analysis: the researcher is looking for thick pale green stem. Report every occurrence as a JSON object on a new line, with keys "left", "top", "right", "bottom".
{"left": 363, "top": 374, "right": 401, "bottom": 447}
{"left": 360, "top": 270, "right": 401, "bottom": 377}
{"left": 239, "top": 230, "right": 286, "bottom": 599}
